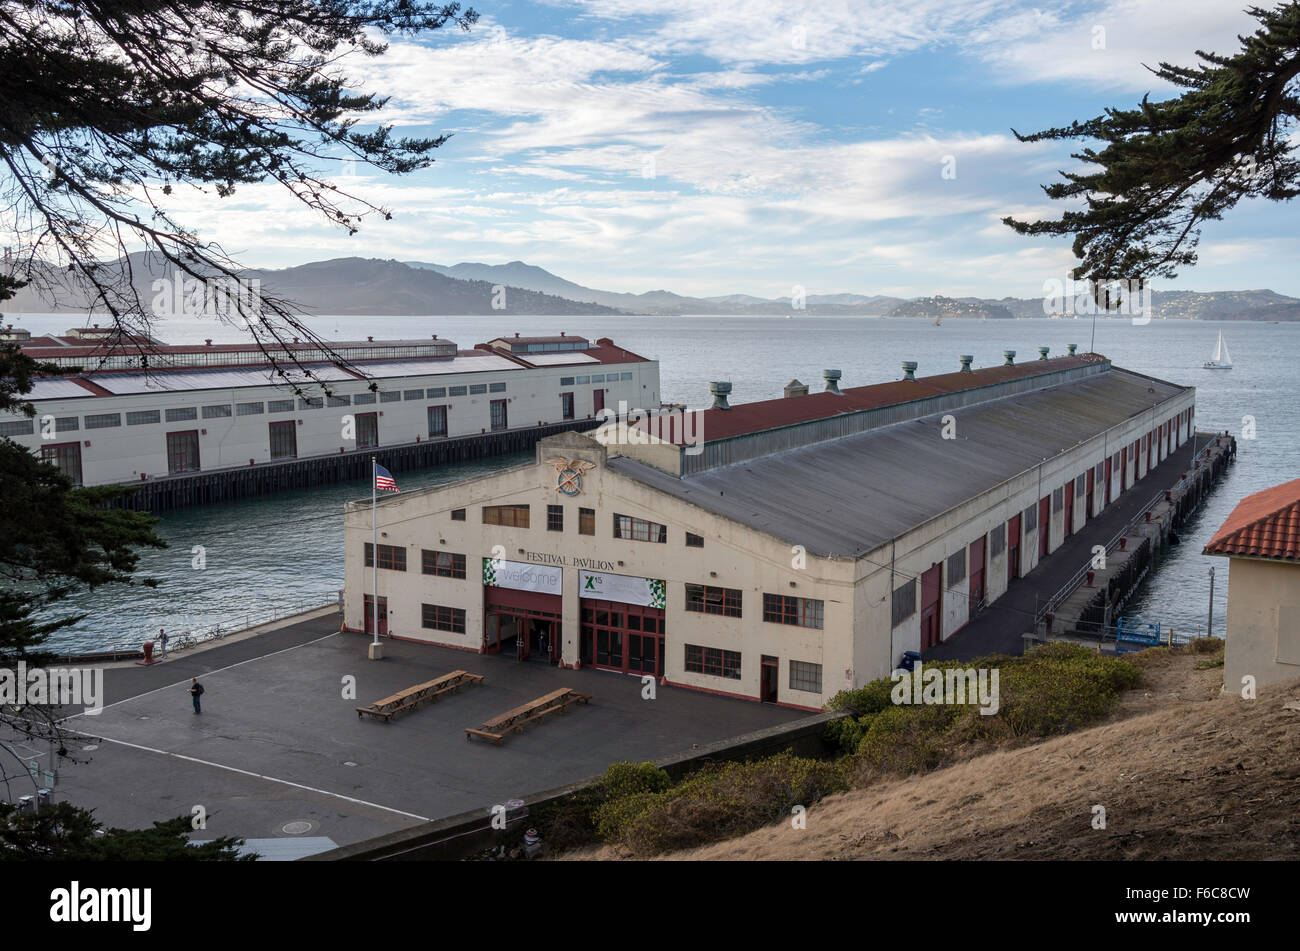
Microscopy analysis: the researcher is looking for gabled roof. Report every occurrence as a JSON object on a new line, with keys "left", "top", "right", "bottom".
{"left": 1203, "top": 478, "right": 1300, "bottom": 562}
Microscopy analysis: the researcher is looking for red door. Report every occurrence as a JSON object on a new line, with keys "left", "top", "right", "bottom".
{"left": 1038, "top": 497, "right": 1050, "bottom": 558}
{"left": 363, "top": 595, "right": 388, "bottom": 636}
{"left": 1144, "top": 433, "right": 1152, "bottom": 472}
{"left": 593, "top": 388, "right": 605, "bottom": 414}
{"left": 1063, "top": 484, "right": 1074, "bottom": 539}
{"left": 1120, "top": 447, "right": 1128, "bottom": 491}
{"left": 1086, "top": 468, "right": 1095, "bottom": 522}
{"left": 968, "top": 537, "right": 986, "bottom": 612}
{"left": 1007, "top": 515, "right": 1021, "bottom": 583}
{"left": 920, "top": 563, "right": 942, "bottom": 649}
{"left": 1105, "top": 457, "right": 1113, "bottom": 504}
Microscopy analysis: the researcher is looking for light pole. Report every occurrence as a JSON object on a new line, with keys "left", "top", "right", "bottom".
{"left": 1207, "top": 567, "right": 1216, "bottom": 638}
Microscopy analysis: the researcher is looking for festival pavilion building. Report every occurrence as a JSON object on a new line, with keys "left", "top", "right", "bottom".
{"left": 342, "top": 348, "right": 1197, "bottom": 710}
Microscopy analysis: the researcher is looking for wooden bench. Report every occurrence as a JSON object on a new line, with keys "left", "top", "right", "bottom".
{"left": 356, "top": 670, "right": 484, "bottom": 722}
{"left": 465, "top": 687, "right": 591, "bottom": 744}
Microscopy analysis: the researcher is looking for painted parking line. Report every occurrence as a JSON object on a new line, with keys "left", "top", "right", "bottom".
{"left": 59, "top": 726, "right": 431, "bottom": 822}
{"left": 59, "top": 631, "right": 344, "bottom": 721}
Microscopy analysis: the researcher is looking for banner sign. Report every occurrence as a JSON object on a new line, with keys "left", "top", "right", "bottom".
{"left": 483, "top": 558, "right": 562, "bottom": 595}
{"left": 578, "top": 570, "right": 666, "bottom": 608}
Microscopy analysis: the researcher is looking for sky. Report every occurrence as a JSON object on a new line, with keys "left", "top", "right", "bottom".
{"left": 173, "top": 0, "right": 1300, "bottom": 300}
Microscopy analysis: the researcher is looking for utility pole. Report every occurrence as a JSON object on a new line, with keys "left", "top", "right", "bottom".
{"left": 1207, "top": 567, "right": 1216, "bottom": 638}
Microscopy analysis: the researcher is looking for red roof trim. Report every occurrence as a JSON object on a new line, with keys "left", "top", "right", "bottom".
{"left": 1203, "top": 477, "right": 1300, "bottom": 561}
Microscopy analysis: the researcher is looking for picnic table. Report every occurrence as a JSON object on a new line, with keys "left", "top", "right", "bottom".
{"left": 465, "top": 687, "right": 591, "bottom": 744}
{"left": 356, "top": 670, "right": 484, "bottom": 722}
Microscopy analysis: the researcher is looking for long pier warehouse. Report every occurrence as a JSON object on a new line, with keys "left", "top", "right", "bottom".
{"left": 344, "top": 348, "right": 1198, "bottom": 710}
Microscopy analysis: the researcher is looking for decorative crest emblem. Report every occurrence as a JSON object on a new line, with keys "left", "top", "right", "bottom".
{"left": 548, "top": 458, "right": 595, "bottom": 496}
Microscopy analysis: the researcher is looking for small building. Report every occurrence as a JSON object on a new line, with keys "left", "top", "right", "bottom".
{"left": 1204, "top": 478, "right": 1300, "bottom": 690}
{"left": 344, "top": 350, "right": 1197, "bottom": 710}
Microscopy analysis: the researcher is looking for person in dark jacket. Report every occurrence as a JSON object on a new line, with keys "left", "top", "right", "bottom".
{"left": 190, "top": 677, "right": 204, "bottom": 714}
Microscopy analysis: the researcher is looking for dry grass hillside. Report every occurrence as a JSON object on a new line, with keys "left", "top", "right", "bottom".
{"left": 571, "top": 651, "right": 1300, "bottom": 860}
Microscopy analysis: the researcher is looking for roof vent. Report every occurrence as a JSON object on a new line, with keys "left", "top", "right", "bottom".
{"left": 1003, "top": 349, "right": 1016, "bottom": 366}
{"left": 783, "top": 379, "right": 809, "bottom": 398}
{"left": 204, "top": 338, "right": 212, "bottom": 346}
{"left": 1038, "top": 346, "right": 1050, "bottom": 360}
{"left": 709, "top": 381, "right": 732, "bottom": 410}
{"left": 1067, "top": 343, "right": 1077, "bottom": 355}
{"left": 515, "top": 332, "right": 520, "bottom": 338}
{"left": 959, "top": 354, "right": 973, "bottom": 372}
{"left": 823, "top": 369, "right": 842, "bottom": 395}
{"left": 560, "top": 331, "right": 566, "bottom": 336}
{"left": 901, "top": 361, "right": 918, "bottom": 381}
{"left": 367, "top": 335, "right": 374, "bottom": 342}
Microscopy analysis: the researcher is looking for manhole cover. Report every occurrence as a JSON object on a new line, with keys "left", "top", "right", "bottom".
{"left": 82, "top": 744, "right": 99, "bottom": 752}
{"left": 281, "top": 821, "right": 313, "bottom": 835}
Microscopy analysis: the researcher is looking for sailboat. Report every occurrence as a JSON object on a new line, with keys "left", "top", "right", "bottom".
{"left": 1203, "top": 332, "right": 1233, "bottom": 370}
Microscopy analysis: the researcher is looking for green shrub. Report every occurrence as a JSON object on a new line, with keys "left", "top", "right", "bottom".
{"left": 599, "top": 761, "right": 671, "bottom": 800}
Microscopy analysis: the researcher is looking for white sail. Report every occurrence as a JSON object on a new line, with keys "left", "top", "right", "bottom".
{"left": 1205, "top": 331, "right": 1233, "bottom": 368}
{"left": 1213, "top": 332, "right": 1223, "bottom": 363}
{"left": 1220, "top": 335, "right": 1232, "bottom": 366}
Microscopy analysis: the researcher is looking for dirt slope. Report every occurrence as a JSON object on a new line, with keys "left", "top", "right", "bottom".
{"left": 576, "top": 654, "right": 1300, "bottom": 860}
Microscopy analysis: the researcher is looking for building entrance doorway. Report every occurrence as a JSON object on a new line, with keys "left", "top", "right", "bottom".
{"left": 579, "top": 598, "right": 664, "bottom": 677}
{"left": 363, "top": 595, "right": 388, "bottom": 637}
{"left": 1007, "top": 514, "right": 1022, "bottom": 583}
{"left": 760, "top": 656, "right": 778, "bottom": 703}
{"left": 484, "top": 587, "right": 562, "bottom": 663}
{"left": 920, "top": 562, "right": 942, "bottom": 649}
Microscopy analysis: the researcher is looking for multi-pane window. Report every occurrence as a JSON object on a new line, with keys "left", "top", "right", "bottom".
{"left": 613, "top": 513, "right": 667, "bottom": 543}
{"left": 51, "top": 416, "right": 78, "bottom": 433}
{"left": 421, "top": 603, "right": 466, "bottom": 634}
{"left": 489, "top": 382, "right": 506, "bottom": 393}
{"left": 202, "top": 404, "right": 232, "bottom": 418}
{"left": 84, "top": 413, "right": 121, "bottom": 429}
{"left": 483, "top": 504, "right": 529, "bottom": 528}
{"left": 685, "top": 584, "right": 742, "bottom": 617}
{"left": 126, "top": 410, "right": 160, "bottom": 426}
{"left": 591, "top": 374, "right": 605, "bottom": 383}
{"left": 620, "top": 372, "right": 633, "bottom": 381}
{"left": 891, "top": 582, "right": 916, "bottom": 627}
{"left": 268, "top": 420, "right": 297, "bottom": 459}
{"left": 685, "top": 644, "right": 741, "bottom": 680}
{"left": 379, "top": 391, "right": 402, "bottom": 403}
{"left": 490, "top": 399, "right": 508, "bottom": 431}
{"left": 450, "top": 508, "right": 466, "bottom": 521}
{"left": 685, "top": 532, "right": 704, "bottom": 548}
{"left": 947, "top": 550, "right": 967, "bottom": 585}
{"left": 236, "top": 402, "right": 265, "bottom": 416}
{"left": 165, "top": 430, "right": 200, "bottom": 474}
{"left": 40, "top": 443, "right": 82, "bottom": 485}
{"left": 355, "top": 412, "right": 378, "bottom": 450}
{"left": 547, "top": 504, "right": 564, "bottom": 532}
{"left": 403, "top": 389, "right": 424, "bottom": 400}
{"left": 165, "top": 407, "right": 198, "bottom": 422}
{"left": 327, "top": 395, "right": 351, "bottom": 407}
{"left": 560, "top": 392, "right": 574, "bottom": 420}
{"left": 1076, "top": 474, "right": 1086, "bottom": 496}
{"left": 1052, "top": 487, "right": 1064, "bottom": 512}
{"left": 560, "top": 376, "right": 575, "bottom": 386}
{"left": 469, "top": 384, "right": 488, "bottom": 395}
{"left": 353, "top": 393, "right": 376, "bottom": 405}
{"left": 428, "top": 405, "right": 448, "bottom": 437}
{"left": 421, "top": 550, "right": 466, "bottom": 578}
{"left": 427, "top": 387, "right": 446, "bottom": 398}
{"left": 364, "top": 542, "right": 407, "bottom": 571}
{"left": 1023, "top": 504, "right": 1037, "bottom": 532}
{"left": 298, "top": 397, "right": 323, "bottom": 409}
{"left": 789, "top": 661, "right": 823, "bottom": 694}
{"left": 268, "top": 399, "right": 295, "bottom": 413}
{"left": 0, "top": 419, "right": 34, "bottom": 436}
{"left": 449, "top": 385, "right": 467, "bottom": 397}
{"left": 763, "top": 594, "right": 824, "bottom": 629}
{"left": 579, "top": 507, "right": 595, "bottom": 536}
{"left": 989, "top": 523, "right": 1006, "bottom": 558}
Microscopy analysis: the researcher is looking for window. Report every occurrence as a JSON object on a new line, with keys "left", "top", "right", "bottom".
{"left": 355, "top": 412, "right": 378, "bottom": 450}
{"left": 298, "top": 397, "right": 323, "bottom": 409}
{"left": 449, "top": 385, "right": 467, "bottom": 397}
{"left": 1076, "top": 474, "right": 1086, "bottom": 496}
{"left": 891, "top": 582, "right": 916, "bottom": 627}
{"left": 469, "top": 383, "right": 488, "bottom": 395}
{"left": 85, "top": 413, "right": 121, "bottom": 429}
{"left": 613, "top": 513, "right": 667, "bottom": 543}
{"left": 421, "top": 603, "right": 465, "bottom": 634}
{"left": 685, "top": 532, "right": 704, "bottom": 548}
{"left": 353, "top": 393, "right": 376, "bottom": 405}
{"left": 620, "top": 372, "right": 633, "bottom": 381}
{"left": 685, "top": 644, "right": 741, "bottom": 680}
{"left": 125, "top": 410, "right": 159, "bottom": 426}
{"left": 490, "top": 399, "right": 508, "bottom": 431}
{"left": 560, "top": 392, "right": 574, "bottom": 420}
{"left": 236, "top": 402, "right": 265, "bottom": 416}
{"left": 451, "top": 508, "right": 466, "bottom": 521}
{"left": 547, "top": 504, "right": 564, "bottom": 531}
{"left": 428, "top": 405, "right": 448, "bottom": 438}
{"left": 268, "top": 399, "right": 294, "bottom": 413}
{"left": 1023, "top": 504, "right": 1037, "bottom": 532}
{"left": 51, "top": 416, "right": 78, "bottom": 433}
{"left": 591, "top": 374, "right": 605, "bottom": 383}
{"left": 269, "top": 420, "right": 297, "bottom": 459}
{"left": 427, "top": 387, "right": 446, "bottom": 398}
{"left": 1052, "top": 487, "right": 1064, "bottom": 512}
{"left": 202, "top": 404, "right": 232, "bottom": 419}
{"left": 379, "top": 391, "right": 401, "bottom": 403}
{"left": 327, "top": 395, "right": 351, "bottom": 407}
{"left": 579, "top": 507, "right": 595, "bottom": 536}
{"left": 0, "top": 419, "right": 34, "bottom": 437}
{"left": 947, "top": 550, "right": 967, "bottom": 585}
{"left": 483, "top": 504, "right": 529, "bottom": 528}
{"left": 685, "top": 584, "right": 742, "bottom": 618}
{"left": 40, "top": 442, "right": 82, "bottom": 485}
{"left": 763, "top": 594, "right": 824, "bottom": 629}
{"left": 560, "top": 376, "right": 575, "bottom": 386}
{"left": 422, "top": 550, "right": 466, "bottom": 578}
{"left": 989, "top": 523, "right": 1006, "bottom": 558}
{"left": 789, "top": 660, "right": 823, "bottom": 694}
{"left": 364, "top": 542, "right": 407, "bottom": 571}
{"left": 403, "top": 389, "right": 424, "bottom": 400}
{"left": 576, "top": 375, "right": 590, "bottom": 384}
{"left": 489, "top": 382, "right": 506, "bottom": 393}
{"left": 165, "top": 430, "right": 200, "bottom": 474}
{"left": 165, "top": 407, "right": 197, "bottom": 422}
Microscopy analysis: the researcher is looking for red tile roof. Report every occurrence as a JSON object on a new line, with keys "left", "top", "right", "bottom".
{"left": 1204, "top": 478, "right": 1300, "bottom": 561}
{"left": 657, "top": 353, "right": 1107, "bottom": 443}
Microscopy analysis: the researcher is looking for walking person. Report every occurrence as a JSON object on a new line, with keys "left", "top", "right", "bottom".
{"left": 190, "top": 677, "right": 204, "bottom": 715}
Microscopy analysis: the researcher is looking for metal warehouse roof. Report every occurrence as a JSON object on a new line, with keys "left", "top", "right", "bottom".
{"left": 27, "top": 378, "right": 100, "bottom": 400}
{"left": 346, "top": 354, "right": 521, "bottom": 378}
{"left": 514, "top": 353, "right": 601, "bottom": 367}
{"left": 84, "top": 364, "right": 357, "bottom": 394}
{"left": 607, "top": 365, "right": 1186, "bottom": 558}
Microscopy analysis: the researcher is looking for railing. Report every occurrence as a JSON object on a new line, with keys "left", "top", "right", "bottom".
{"left": 162, "top": 593, "right": 339, "bottom": 653}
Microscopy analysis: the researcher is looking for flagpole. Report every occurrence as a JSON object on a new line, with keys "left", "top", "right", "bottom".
{"left": 372, "top": 455, "right": 379, "bottom": 648}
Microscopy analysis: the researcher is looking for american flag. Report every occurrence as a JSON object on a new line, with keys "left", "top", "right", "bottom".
{"left": 375, "top": 463, "right": 399, "bottom": 492}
